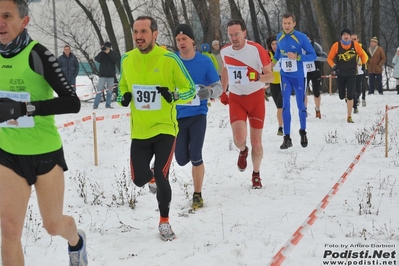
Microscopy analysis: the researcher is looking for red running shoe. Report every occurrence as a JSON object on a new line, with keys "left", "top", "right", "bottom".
{"left": 237, "top": 146, "right": 248, "bottom": 172}
{"left": 252, "top": 172, "right": 262, "bottom": 189}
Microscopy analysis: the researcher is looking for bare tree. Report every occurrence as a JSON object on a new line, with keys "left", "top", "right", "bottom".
{"left": 342, "top": 0, "right": 348, "bottom": 28}
{"left": 162, "top": 0, "right": 180, "bottom": 45}
{"left": 98, "top": 0, "right": 120, "bottom": 57}
{"left": 390, "top": 0, "right": 399, "bottom": 46}
{"left": 371, "top": 0, "right": 380, "bottom": 39}
{"left": 208, "top": 0, "right": 222, "bottom": 42}
{"left": 112, "top": 0, "right": 134, "bottom": 53}
{"left": 286, "top": 0, "right": 301, "bottom": 30}
{"left": 122, "top": 0, "right": 134, "bottom": 27}
{"left": 248, "top": 0, "right": 260, "bottom": 43}
{"left": 299, "top": 0, "right": 319, "bottom": 41}
{"left": 228, "top": 0, "right": 244, "bottom": 22}
{"left": 29, "top": 0, "right": 399, "bottom": 87}
{"left": 256, "top": 0, "right": 272, "bottom": 37}
{"left": 312, "top": 0, "right": 337, "bottom": 92}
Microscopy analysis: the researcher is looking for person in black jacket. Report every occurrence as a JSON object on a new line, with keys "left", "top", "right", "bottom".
{"left": 303, "top": 31, "right": 327, "bottom": 119}
{"left": 58, "top": 45, "right": 79, "bottom": 91}
{"left": 93, "top": 41, "right": 120, "bottom": 109}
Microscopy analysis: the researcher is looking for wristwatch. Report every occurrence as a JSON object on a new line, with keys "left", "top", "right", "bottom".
{"left": 26, "top": 102, "right": 36, "bottom": 116}
{"left": 172, "top": 92, "right": 179, "bottom": 101}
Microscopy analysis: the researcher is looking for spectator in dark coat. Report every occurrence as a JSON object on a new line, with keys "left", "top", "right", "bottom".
{"left": 58, "top": 45, "right": 79, "bottom": 91}
{"left": 93, "top": 41, "right": 120, "bottom": 109}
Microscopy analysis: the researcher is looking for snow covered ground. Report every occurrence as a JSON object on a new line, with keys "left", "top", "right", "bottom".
{"left": 12, "top": 76, "right": 399, "bottom": 265}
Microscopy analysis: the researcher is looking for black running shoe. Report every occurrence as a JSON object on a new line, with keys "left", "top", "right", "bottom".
{"left": 280, "top": 135, "right": 293, "bottom": 149}
{"left": 299, "top": 129, "right": 308, "bottom": 147}
{"left": 277, "top": 127, "right": 283, "bottom": 136}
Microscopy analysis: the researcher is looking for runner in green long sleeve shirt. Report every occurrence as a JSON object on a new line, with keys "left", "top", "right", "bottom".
{"left": 117, "top": 16, "right": 196, "bottom": 241}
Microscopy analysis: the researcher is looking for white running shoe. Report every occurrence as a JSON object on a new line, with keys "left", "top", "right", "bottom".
{"left": 362, "top": 100, "right": 366, "bottom": 107}
{"left": 148, "top": 165, "right": 157, "bottom": 194}
{"left": 158, "top": 222, "right": 176, "bottom": 241}
{"left": 68, "top": 229, "right": 88, "bottom": 266}
{"left": 148, "top": 178, "right": 157, "bottom": 194}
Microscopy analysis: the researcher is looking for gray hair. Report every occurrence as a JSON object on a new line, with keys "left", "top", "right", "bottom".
{"left": 2, "top": 0, "right": 30, "bottom": 18}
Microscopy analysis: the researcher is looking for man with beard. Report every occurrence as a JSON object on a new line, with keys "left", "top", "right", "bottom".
{"left": 220, "top": 19, "right": 274, "bottom": 189}
{"left": 117, "top": 16, "right": 196, "bottom": 241}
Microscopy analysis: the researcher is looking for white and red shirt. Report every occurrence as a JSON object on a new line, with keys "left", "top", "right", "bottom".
{"left": 221, "top": 40, "right": 271, "bottom": 95}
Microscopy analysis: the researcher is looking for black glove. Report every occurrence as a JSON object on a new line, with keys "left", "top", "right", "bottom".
{"left": 361, "top": 64, "right": 366, "bottom": 73}
{"left": 0, "top": 98, "right": 26, "bottom": 123}
{"left": 156, "top": 86, "right": 173, "bottom": 103}
{"left": 197, "top": 85, "right": 213, "bottom": 100}
{"left": 332, "top": 65, "right": 338, "bottom": 75}
{"left": 121, "top": 92, "right": 132, "bottom": 107}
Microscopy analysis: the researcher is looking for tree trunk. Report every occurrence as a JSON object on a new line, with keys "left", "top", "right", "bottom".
{"left": 337, "top": 0, "right": 342, "bottom": 32}
{"left": 180, "top": 0, "right": 190, "bottom": 26}
{"left": 191, "top": 0, "right": 213, "bottom": 44}
{"left": 256, "top": 0, "right": 272, "bottom": 37}
{"left": 228, "top": 0, "right": 244, "bottom": 22}
{"left": 162, "top": 0, "right": 180, "bottom": 46}
{"left": 299, "top": 0, "right": 319, "bottom": 41}
{"left": 112, "top": 0, "right": 133, "bottom": 53}
{"left": 286, "top": 0, "right": 301, "bottom": 30}
{"left": 248, "top": 0, "right": 260, "bottom": 43}
{"left": 99, "top": 0, "right": 120, "bottom": 58}
{"left": 391, "top": 0, "right": 399, "bottom": 46}
{"left": 73, "top": 0, "right": 104, "bottom": 75}
{"left": 371, "top": 0, "right": 380, "bottom": 40}
{"left": 312, "top": 0, "right": 337, "bottom": 93}
{"left": 342, "top": 0, "right": 348, "bottom": 27}
{"left": 122, "top": 0, "right": 134, "bottom": 27}
{"left": 208, "top": 0, "right": 221, "bottom": 42}
{"left": 74, "top": 0, "right": 103, "bottom": 45}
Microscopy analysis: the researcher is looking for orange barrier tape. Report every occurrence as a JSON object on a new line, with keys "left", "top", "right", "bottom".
{"left": 268, "top": 105, "right": 399, "bottom": 266}
{"left": 57, "top": 113, "right": 130, "bottom": 129}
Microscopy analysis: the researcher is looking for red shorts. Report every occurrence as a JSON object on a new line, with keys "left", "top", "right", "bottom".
{"left": 228, "top": 89, "right": 266, "bottom": 129}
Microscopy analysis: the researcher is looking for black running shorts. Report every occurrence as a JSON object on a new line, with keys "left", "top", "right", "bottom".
{"left": 0, "top": 147, "right": 68, "bottom": 186}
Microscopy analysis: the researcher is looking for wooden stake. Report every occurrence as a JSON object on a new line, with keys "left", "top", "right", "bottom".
{"left": 93, "top": 112, "right": 98, "bottom": 166}
{"left": 385, "top": 105, "right": 388, "bottom": 158}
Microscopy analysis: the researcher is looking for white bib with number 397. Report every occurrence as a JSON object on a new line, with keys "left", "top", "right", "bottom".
{"left": 133, "top": 85, "right": 161, "bottom": 111}
{"left": 281, "top": 58, "right": 298, "bottom": 72}
{"left": 227, "top": 65, "right": 250, "bottom": 85}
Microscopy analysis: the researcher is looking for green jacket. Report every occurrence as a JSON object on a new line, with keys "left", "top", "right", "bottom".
{"left": 118, "top": 45, "right": 196, "bottom": 139}
{"left": 0, "top": 41, "right": 61, "bottom": 155}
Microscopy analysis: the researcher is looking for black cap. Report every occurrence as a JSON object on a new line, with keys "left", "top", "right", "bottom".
{"left": 340, "top": 28, "right": 351, "bottom": 36}
{"left": 174, "top": 24, "right": 195, "bottom": 41}
{"left": 103, "top": 41, "right": 112, "bottom": 48}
